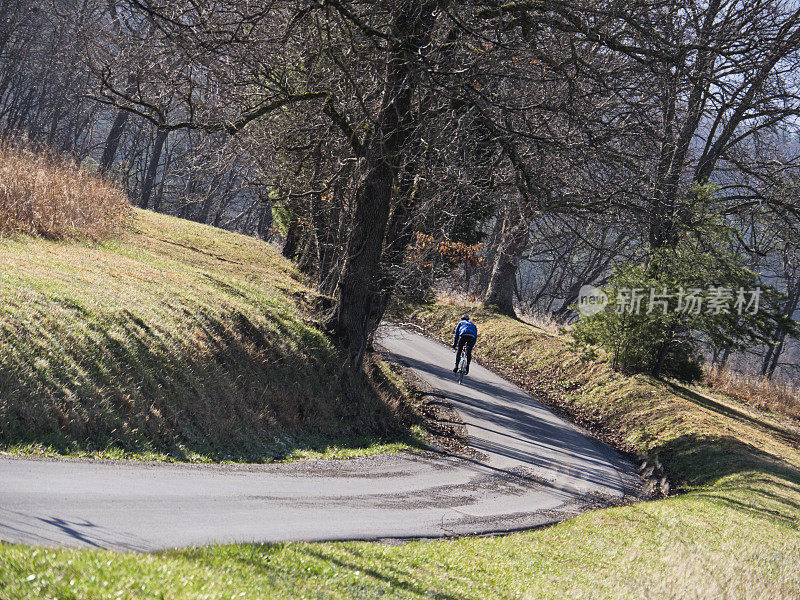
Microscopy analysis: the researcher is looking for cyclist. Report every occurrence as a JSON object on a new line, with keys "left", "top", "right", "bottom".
{"left": 452, "top": 314, "right": 478, "bottom": 375}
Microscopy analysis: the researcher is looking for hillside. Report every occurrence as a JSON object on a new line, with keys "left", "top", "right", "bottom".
{"left": 0, "top": 209, "right": 415, "bottom": 462}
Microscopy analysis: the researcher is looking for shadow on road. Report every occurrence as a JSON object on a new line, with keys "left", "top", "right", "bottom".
{"left": 390, "top": 350, "right": 628, "bottom": 494}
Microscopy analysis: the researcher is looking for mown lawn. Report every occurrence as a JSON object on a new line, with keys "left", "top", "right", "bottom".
{"left": 0, "top": 209, "right": 419, "bottom": 463}
{"left": 2, "top": 301, "right": 798, "bottom": 598}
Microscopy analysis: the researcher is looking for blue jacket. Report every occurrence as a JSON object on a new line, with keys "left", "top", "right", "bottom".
{"left": 453, "top": 320, "right": 478, "bottom": 346}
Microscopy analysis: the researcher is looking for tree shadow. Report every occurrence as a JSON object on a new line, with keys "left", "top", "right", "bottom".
{"left": 0, "top": 299, "right": 415, "bottom": 463}
{"left": 0, "top": 508, "right": 150, "bottom": 551}
{"left": 665, "top": 381, "right": 800, "bottom": 449}
{"left": 651, "top": 432, "right": 800, "bottom": 528}
{"left": 384, "top": 342, "right": 636, "bottom": 495}
{"left": 177, "top": 543, "right": 468, "bottom": 600}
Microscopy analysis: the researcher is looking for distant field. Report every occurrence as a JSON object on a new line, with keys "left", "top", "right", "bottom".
{"left": 0, "top": 209, "right": 419, "bottom": 462}
{"left": 2, "top": 301, "right": 798, "bottom": 599}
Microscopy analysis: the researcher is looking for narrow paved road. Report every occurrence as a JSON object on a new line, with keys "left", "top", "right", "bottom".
{"left": 0, "top": 326, "right": 638, "bottom": 551}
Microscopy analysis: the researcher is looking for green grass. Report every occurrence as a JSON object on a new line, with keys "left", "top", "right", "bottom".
{"left": 0, "top": 209, "right": 421, "bottom": 462}
{"left": 1, "top": 484, "right": 798, "bottom": 599}
{"left": 2, "top": 297, "right": 800, "bottom": 598}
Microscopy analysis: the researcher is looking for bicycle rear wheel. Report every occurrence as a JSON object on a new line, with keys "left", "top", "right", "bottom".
{"left": 457, "top": 355, "right": 466, "bottom": 384}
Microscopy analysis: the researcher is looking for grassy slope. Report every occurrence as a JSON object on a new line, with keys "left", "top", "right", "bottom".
{"left": 0, "top": 209, "right": 416, "bottom": 462}
{"left": 2, "top": 304, "right": 799, "bottom": 597}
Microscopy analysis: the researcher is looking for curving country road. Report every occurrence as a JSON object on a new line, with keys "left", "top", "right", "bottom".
{"left": 0, "top": 325, "right": 639, "bottom": 551}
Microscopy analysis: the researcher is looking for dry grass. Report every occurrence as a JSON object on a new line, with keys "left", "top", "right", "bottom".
{"left": 0, "top": 140, "right": 130, "bottom": 240}
{"left": 704, "top": 365, "right": 800, "bottom": 422}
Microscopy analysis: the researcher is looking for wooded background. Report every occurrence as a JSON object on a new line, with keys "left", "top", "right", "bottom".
{"left": 2, "top": 0, "right": 798, "bottom": 380}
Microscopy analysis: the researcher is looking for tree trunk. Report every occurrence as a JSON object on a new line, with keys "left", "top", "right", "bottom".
{"left": 139, "top": 128, "right": 167, "bottom": 209}
{"left": 649, "top": 2, "right": 721, "bottom": 249}
{"left": 364, "top": 161, "right": 420, "bottom": 348}
{"left": 179, "top": 176, "right": 198, "bottom": 219}
{"left": 315, "top": 198, "right": 340, "bottom": 289}
{"left": 719, "top": 346, "right": 731, "bottom": 369}
{"left": 318, "top": 184, "right": 346, "bottom": 296}
{"left": 197, "top": 172, "right": 224, "bottom": 224}
{"left": 282, "top": 212, "right": 302, "bottom": 260}
{"left": 257, "top": 202, "right": 273, "bottom": 240}
{"left": 484, "top": 207, "right": 529, "bottom": 316}
{"left": 330, "top": 161, "right": 395, "bottom": 366}
{"left": 296, "top": 228, "right": 318, "bottom": 275}
{"left": 327, "top": 1, "right": 436, "bottom": 368}
{"left": 651, "top": 331, "right": 673, "bottom": 378}
{"left": 475, "top": 216, "right": 503, "bottom": 296}
{"left": 300, "top": 143, "right": 325, "bottom": 278}
{"left": 100, "top": 109, "right": 130, "bottom": 174}
{"left": 761, "top": 284, "right": 799, "bottom": 378}
{"left": 152, "top": 141, "right": 171, "bottom": 213}
{"left": 765, "top": 336, "right": 786, "bottom": 380}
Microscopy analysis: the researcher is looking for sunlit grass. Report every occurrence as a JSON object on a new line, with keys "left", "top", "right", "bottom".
{"left": 2, "top": 479, "right": 798, "bottom": 599}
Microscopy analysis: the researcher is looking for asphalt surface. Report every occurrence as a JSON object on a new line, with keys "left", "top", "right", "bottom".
{"left": 0, "top": 325, "right": 639, "bottom": 551}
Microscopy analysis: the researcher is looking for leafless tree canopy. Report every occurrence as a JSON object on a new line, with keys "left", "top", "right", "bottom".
{"left": 2, "top": 0, "right": 799, "bottom": 376}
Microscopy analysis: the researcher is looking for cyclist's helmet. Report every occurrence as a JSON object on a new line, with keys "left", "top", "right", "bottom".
{"left": 461, "top": 314, "right": 470, "bottom": 321}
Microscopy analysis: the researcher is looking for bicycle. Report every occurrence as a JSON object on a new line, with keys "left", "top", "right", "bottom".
{"left": 456, "top": 349, "right": 468, "bottom": 384}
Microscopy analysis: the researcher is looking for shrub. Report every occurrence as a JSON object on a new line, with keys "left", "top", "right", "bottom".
{"left": 571, "top": 260, "right": 706, "bottom": 382}
{"left": 573, "top": 185, "right": 792, "bottom": 382}
{"left": 0, "top": 140, "right": 130, "bottom": 240}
